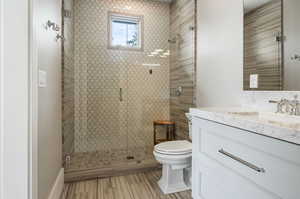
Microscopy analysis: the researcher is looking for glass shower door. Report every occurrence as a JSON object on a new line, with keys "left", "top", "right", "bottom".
{"left": 85, "top": 48, "right": 129, "bottom": 166}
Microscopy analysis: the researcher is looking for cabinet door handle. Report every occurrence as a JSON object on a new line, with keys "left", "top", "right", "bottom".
{"left": 218, "top": 149, "right": 265, "bottom": 173}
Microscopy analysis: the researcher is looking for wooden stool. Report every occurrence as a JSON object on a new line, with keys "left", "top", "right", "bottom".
{"left": 153, "top": 120, "right": 176, "bottom": 145}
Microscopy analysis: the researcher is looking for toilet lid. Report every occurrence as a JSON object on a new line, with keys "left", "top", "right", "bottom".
{"left": 155, "top": 140, "right": 192, "bottom": 155}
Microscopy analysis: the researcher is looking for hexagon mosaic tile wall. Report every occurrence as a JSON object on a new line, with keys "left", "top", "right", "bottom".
{"left": 74, "top": 0, "right": 170, "bottom": 153}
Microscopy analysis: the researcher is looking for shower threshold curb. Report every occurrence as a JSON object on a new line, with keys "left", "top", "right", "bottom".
{"left": 64, "top": 161, "right": 161, "bottom": 182}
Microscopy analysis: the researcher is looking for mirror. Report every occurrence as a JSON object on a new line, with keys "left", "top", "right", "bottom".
{"left": 244, "top": 0, "right": 300, "bottom": 91}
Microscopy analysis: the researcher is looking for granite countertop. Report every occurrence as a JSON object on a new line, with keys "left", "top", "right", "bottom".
{"left": 190, "top": 107, "right": 300, "bottom": 145}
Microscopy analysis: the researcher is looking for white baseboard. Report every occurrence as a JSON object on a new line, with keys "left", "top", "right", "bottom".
{"left": 48, "top": 168, "right": 64, "bottom": 199}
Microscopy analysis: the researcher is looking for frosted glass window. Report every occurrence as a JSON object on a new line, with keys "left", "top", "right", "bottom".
{"left": 109, "top": 13, "right": 143, "bottom": 50}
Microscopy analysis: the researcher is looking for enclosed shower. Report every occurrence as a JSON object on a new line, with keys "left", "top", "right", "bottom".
{"left": 62, "top": 0, "right": 196, "bottom": 181}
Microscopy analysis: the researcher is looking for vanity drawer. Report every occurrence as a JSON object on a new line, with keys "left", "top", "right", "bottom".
{"left": 193, "top": 155, "right": 278, "bottom": 199}
{"left": 192, "top": 118, "right": 300, "bottom": 199}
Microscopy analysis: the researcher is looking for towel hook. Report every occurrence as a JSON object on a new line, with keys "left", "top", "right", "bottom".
{"left": 46, "top": 20, "right": 60, "bottom": 32}
{"left": 55, "top": 34, "right": 65, "bottom": 42}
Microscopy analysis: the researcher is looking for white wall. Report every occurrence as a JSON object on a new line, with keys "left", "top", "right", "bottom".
{"left": 196, "top": 0, "right": 244, "bottom": 107}
{"left": 37, "top": 0, "right": 62, "bottom": 198}
{"left": 0, "top": 0, "right": 30, "bottom": 199}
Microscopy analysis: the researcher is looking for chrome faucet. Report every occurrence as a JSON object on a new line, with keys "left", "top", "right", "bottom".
{"left": 269, "top": 99, "right": 287, "bottom": 113}
{"left": 290, "top": 96, "right": 300, "bottom": 115}
{"left": 269, "top": 95, "right": 300, "bottom": 116}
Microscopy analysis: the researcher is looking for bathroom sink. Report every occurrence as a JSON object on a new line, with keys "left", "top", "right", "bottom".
{"left": 227, "top": 111, "right": 258, "bottom": 116}
{"left": 259, "top": 112, "right": 300, "bottom": 125}
{"left": 227, "top": 110, "right": 300, "bottom": 128}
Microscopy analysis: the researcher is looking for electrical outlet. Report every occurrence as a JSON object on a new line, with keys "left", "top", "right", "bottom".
{"left": 39, "top": 70, "right": 47, "bottom": 88}
{"left": 250, "top": 74, "right": 258, "bottom": 89}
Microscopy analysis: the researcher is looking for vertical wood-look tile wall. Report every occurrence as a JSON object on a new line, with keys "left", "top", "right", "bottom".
{"left": 244, "top": 0, "right": 283, "bottom": 90}
{"left": 170, "top": 0, "right": 196, "bottom": 140}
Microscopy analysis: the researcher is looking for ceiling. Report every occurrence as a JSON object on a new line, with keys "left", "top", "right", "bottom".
{"left": 244, "top": 0, "right": 274, "bottom": 13}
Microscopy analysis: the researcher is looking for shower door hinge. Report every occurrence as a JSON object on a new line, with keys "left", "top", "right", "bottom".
{"left": 275, "top": 33, "right": 285, "bottom": 42}
{"left": 276, "top": 35, "right": 282, "bottom": 42}
{"left": 63, "top": 9, "right": 72, "bottom": 18}
{"left": 65, "top": 154, "right": 71, "bottom": 163}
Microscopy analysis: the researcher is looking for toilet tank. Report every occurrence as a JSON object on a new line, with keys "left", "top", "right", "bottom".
{"left": 185, "top": 113, "right": 192, "bottom": 140}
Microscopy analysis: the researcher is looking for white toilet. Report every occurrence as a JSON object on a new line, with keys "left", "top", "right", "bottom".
{"left": 153, "top": 114, "right": 192, "bottom": 194}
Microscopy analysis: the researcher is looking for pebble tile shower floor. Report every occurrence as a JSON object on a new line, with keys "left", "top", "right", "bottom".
{"left": 65, "top": 147, "right": 155, "bottom": 171}
{"left": 64, "top": 147, "right": 159, "bottom": 181}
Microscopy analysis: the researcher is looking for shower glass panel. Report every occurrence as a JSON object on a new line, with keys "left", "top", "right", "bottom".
{"left": 62, "top": 0, "right": 75, "bottom": 162}
{"left": 126, "top": 58, "right": 170, "bottom": 161}
{"left": 63, "top": 0, "right": 171, "bottom": 180}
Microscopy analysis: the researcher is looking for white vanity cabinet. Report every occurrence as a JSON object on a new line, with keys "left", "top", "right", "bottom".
{"left": 192, "top": 117, "right": 300, "bottom": 199}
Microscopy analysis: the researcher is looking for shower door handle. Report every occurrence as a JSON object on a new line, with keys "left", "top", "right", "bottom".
{"left": 119, "top": 88, "right": 123, "bottom": 102}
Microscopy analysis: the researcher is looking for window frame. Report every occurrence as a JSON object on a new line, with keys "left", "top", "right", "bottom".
{"left": 108, "top": 12, "right": 144, "bottom": 51}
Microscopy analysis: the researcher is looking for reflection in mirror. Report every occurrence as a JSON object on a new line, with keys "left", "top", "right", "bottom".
{"left": 244, "top": 0, "right": 300, "bottom": 91}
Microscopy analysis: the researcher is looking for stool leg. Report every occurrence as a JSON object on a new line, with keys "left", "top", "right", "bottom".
{"left": 173, "top": 124, "right": 176, "bottom": 140}
{"left": 166, "top": 125, "right": 170, "bottom": 141}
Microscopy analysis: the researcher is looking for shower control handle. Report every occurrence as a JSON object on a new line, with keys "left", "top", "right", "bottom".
{"left": 119, "top": 88, "right": 123, "bottom": 102}
{"left": 291, "top": 54, "right": 300, "bottom": 61}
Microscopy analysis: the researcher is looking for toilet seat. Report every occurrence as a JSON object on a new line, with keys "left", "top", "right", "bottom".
{"left": 154, "top": 140, "right": 192, "bottom": 155}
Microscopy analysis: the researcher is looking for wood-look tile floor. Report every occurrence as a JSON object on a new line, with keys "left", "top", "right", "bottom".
{"left": 61, "top": 170, "right": 192, "bottom": 199}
